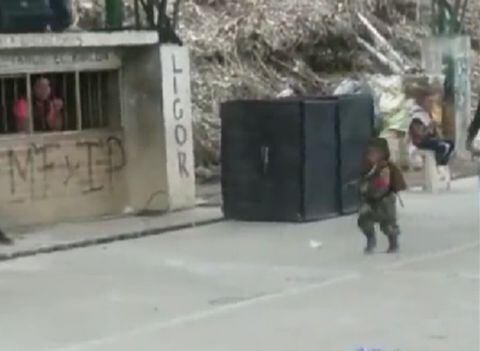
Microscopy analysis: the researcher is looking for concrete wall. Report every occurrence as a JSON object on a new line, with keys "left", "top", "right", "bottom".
{"left": 0, "top": 131, "right": 126, "bottom": 226}
{"left": 122, "top": 46, "right": 170, "bottom": 212}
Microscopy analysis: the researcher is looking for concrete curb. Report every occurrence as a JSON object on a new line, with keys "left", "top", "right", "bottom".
{"left": 0, "top": 217, "right": 224, "bottom": 262}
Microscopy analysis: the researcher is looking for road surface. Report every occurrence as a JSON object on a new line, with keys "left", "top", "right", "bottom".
{"left": 0, "top": 178, "right": 478, "bottom": 351}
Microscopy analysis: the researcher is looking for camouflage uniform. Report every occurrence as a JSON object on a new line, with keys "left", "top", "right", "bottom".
{"left": 357, "top": 137, "right": 404, "bottom": 254}
{"left": 357, "top": 165, "right": 400, "bottom": 254}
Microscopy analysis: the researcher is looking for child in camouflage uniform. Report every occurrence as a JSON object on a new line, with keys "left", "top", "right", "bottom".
{"left": 358, "top": 138, "right": 406, "bottom": 254}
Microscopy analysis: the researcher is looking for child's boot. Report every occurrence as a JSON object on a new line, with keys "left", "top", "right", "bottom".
{"left": 387, "top": 235, "right": 399, "bottom": 253}
{"left": 0, "top": 230, "right": 13, "bottom": 245}
{"left": 364, "top": 232, "right": 377, "bottom": 254}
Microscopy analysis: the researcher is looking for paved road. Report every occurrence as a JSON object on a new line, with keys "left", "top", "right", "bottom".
{"left": 0, "top": 179, "right": 478, "bottom": 351}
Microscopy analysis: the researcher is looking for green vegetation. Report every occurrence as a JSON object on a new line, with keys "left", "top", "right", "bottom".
{"left": 431, "top": 0, "right": 469, "bottom": 35}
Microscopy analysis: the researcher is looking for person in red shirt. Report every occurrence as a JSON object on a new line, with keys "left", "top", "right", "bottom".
{"left": 12, "top": 97, "right": 28, "bottom": 132}
{"left": 12, "top": 77, "right": 64, "bottom": 132}
{"left": 32, "top": 77, "right": 64, "bottom": 132}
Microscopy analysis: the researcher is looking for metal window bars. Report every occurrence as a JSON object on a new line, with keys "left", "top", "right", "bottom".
{"left": 0, "top": 70, "right": 118, "bottom": 135}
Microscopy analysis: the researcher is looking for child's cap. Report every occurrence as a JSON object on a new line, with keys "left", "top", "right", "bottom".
{"left": 367, "top": 137, "right": 390, "bottom": 160}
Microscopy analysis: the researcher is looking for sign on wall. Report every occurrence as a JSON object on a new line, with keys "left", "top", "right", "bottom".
{"left": 0, "top": 48, "right": 121, "bottom": 74}
{"left": 160, "top": 45, "right": 196, "bottom": 209}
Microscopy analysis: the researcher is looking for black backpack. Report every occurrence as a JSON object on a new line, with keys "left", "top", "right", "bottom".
{"left": 387, "top": 162, "right": 407, "bottom": 193}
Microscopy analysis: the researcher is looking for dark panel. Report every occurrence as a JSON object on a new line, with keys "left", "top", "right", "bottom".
{"left": 302, "top": 100, "right": 340, "bottom": 221}
{"left": 221, "top": 101, "right": 265, "bottom": 220}
{"left": 261, "top": 101, "right": 303, "bottom": 221}
{"left": 49, "top": 0, "right": 73, "bottom": 31}
{"left": 220, "top": 100, "right": 303, "bottom": 221}
{"left": 0, "top": 0, "right": 53, "bottom": 33}
{"left": 221, "top": 96, "right": 373, "bottom": 222}
{"left": 337, "top": 94, "right": 374, "bottom": 214}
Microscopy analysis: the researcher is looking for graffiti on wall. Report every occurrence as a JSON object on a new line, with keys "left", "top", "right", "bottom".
{"left": 3, "top": 135, "right": 126, "bottom": 203}
{"left": 160, "top": 44, "right": 195, "bottom": 208}
{"left": 171, "top": 53, "right": 190, "bottom": 178}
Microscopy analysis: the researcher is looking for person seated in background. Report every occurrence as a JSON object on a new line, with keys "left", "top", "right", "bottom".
{"left": 466, "top": 99, "right": 480, "bottom": 154}
{"left": 32, "top": 77, "right": 64, "bottom": 132}
{"left": 408, "top": 86, "right": 454, "bottom": 166}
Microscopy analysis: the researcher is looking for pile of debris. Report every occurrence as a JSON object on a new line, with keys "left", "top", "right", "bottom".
{"left": 179, "top": 0, "right": 361, "bottom": 171}
{"left": 74, "top": 0, "right": 480, "bottom": 180}
{"left": 179, "top": 0, "right": 480, "bottom": 179}
{"left": 179, "top": 0, "right": 432, "bottom": 177}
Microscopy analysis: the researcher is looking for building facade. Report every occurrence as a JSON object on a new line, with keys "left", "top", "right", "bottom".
{"left": 0, "top": 31, "right": 195, "bottom": 226}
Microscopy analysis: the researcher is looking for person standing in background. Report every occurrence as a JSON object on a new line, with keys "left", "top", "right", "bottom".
{"left": 466, "top": 99, "right": 480, "bottom": 153}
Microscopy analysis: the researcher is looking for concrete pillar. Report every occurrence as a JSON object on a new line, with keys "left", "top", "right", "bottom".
{"left": 421, "top": 36, "right": 472, "bottom": 155}
{"left": 160, "top": 45, "right": 196, "bottom": 210}
{"left": 121, "top": 44, "right": 195, "bottom": 213}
